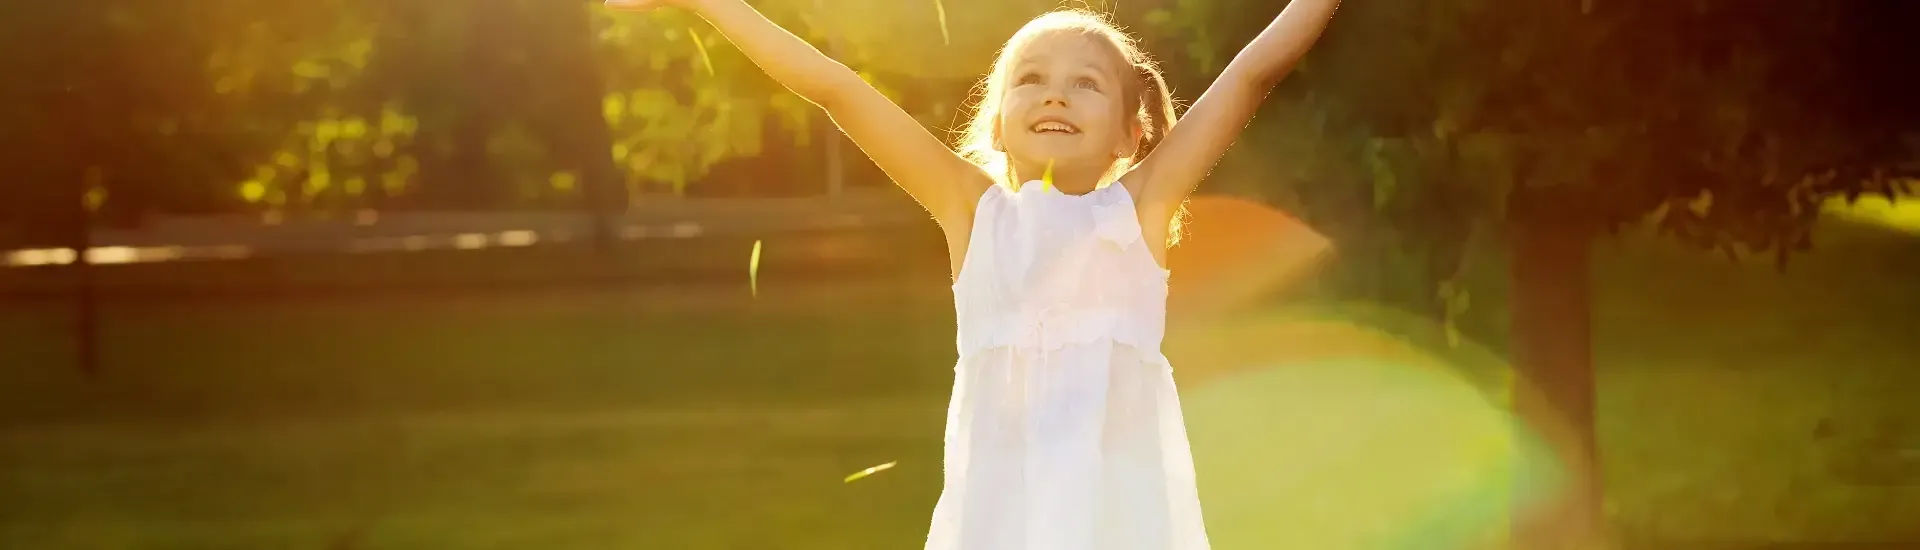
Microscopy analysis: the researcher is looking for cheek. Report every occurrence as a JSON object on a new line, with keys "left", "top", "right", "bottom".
{"left": 996, "top": 113, "right": 1023, "bottom": 144}
{"left": 1002, "top": 86, "right": 1038, "bottom": 106}
{"left": 1078, "top": 101, "right": 1128, "bottom": 141}
{"left": 997, "top": 94, "right": 1033, "bottom": 128}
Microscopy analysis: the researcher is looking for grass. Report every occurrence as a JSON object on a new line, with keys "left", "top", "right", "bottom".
{"left": 2, "top": 220, "right": 1918, "bottom": 549}
{"left": 1, "top": 280, "right": 959, "bottom": 549}
{"left": 1588, "top": 223, "right": 1920, "bottom": 544}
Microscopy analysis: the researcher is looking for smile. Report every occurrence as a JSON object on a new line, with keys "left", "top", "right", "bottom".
{"left": 1029, "top": 119, "right": 1080, "bottom": 135}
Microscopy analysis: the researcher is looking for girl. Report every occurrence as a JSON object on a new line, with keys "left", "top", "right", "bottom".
{"left": 606, "top": 1, "right": 1340, "bottom": 548}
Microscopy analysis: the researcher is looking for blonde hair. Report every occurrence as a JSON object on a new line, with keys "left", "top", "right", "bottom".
{"left": 955, "top": 8, "right": 1188, "bottom": 244}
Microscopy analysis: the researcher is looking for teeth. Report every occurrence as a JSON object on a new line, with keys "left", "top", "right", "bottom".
{"left": 1031, "top": 121, "right": 1076, "bottom": 133}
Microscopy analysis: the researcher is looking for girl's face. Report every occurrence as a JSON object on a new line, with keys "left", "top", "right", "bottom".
{"left": 995, "top": 31, "right": 1137, "bottom": 188}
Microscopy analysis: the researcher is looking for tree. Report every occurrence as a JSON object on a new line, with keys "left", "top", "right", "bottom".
{"left": 207, "top": 0, "right": 420, "bottom": 218}
{"left": 591, "top": 0, "right": 993, "bottom": 199}
{"left": 1148, "top": 0, "right": 1917, "bottom": 546}
{"left": 0, "top": 0, "right": 412, "bottom": 374}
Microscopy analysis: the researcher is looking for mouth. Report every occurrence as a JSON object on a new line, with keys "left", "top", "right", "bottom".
{"left": 1028, "top": 117, "right": 1080, "bottom": 135}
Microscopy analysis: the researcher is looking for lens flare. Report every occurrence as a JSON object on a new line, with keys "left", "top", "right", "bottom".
{"left": 1166, "top": 195, "right": 1333, "bottom": 321}
{"left": 1170, "top": 308, "right": 1573, "bottom": 549}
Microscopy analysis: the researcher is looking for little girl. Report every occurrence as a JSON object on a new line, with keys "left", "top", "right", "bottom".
{"left": 607, "top": 1, "right": 1339, "bottom": 548}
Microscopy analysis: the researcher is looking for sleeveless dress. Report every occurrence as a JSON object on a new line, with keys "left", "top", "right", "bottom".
{"left": 925, "top": 181, "right": 1212, "bottom": 550}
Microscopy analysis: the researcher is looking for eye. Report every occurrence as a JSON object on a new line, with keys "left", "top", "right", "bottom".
{"left": 1016, "top": 72, "right": 1042, "bottom": 85}
{"left": 1075, "top": 77, "right": 1101, "bottom": 91}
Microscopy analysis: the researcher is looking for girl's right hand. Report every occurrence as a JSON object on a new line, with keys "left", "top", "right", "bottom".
{"left": 604, "top": 0, "right": 675, "bottom": 12}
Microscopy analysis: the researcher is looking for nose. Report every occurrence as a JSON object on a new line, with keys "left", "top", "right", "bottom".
{"left": 1042, "top": 81, "right": 1069, "bottom": 107}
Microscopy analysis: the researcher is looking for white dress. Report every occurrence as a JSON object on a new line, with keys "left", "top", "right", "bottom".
{"left": 925, "top": 181, "right": 1212, "bottom": 550}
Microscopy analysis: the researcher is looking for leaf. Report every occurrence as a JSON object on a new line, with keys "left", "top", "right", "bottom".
{"left": 749, "top": 239, "right": 763, "bottom": 298}
{"left": 341, "top": 117, "right": 368, "bottom": 139}
{"left": 291, "top": 60, "right": 329, "bottom": 79}
{"left": 933, "top": 0, "right": 950, "bottom": 46}
{"left": 239, "top": 180, "right": 267, "bottom": 203}
{"left": 602, "top": 93, "right": 626, "bottom": 124}
{"left": 843, "top": 461, "right": 897, "bottom": 483}
{"left": 1687, "top": 189, "right": 1714, "bottom": 218}
{"left": 549, "top": 172, "right": 577, "bottom": 192}
{"left": 688, "top": 26, "right": 715, "bottom": 76}
{"left": 1041, "top": 158, "right": 1055, "bottom": 192}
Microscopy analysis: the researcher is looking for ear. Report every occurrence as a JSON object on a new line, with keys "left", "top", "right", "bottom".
{"left": 991, "top": 119, "right": 1006, "bottom": 152}
{"left": 1117, "top": 121, "right": 1145, "bottom": 158}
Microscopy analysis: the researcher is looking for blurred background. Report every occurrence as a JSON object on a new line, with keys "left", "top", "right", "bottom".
{"left": 1, "top": 0, "right": 1916, "bottom": 548}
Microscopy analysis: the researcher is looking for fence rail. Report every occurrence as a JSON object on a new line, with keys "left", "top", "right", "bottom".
{"left": 4, "top": 191, "right": 930, "bottom": 268}
{"left": 0, "top": 191, "right": 952, "bottom": 305}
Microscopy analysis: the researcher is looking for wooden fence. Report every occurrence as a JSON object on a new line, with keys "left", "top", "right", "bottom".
{"left": 0, "top": 190, "right": 949, "bottom": 299}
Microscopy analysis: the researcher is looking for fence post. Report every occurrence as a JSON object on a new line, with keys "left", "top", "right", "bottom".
{"left": 73, "top": 172, "right": 99, "bottom": 379}
{"left": 815, "top": 0, "right": 846, "bottom": 199}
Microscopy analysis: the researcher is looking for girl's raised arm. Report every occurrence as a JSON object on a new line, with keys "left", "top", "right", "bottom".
{"left": 607, "top": 0, "right": 992, "bottom": 223}
{"left": 1127, "top": 0, "right": 1341, "bottom": 219}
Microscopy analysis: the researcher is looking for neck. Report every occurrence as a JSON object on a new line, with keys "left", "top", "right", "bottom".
{"left": 1012, "top": 164, "right": 1104, "bottom": 195}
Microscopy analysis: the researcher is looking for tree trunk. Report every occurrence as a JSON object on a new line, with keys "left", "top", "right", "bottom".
{"left": 1507, "top": 209, "right": 1602, "bottom": 548}
{"left": 412, "top": 0, "right": 506, "bottom": 211}
{"left": 556, "top": 0, "right": 629, "bottom": 271}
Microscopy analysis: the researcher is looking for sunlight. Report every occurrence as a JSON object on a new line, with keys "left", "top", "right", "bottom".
{"left": 454, "top": 233, "right": 491, "bottom": 250}
{"left": 4, "top": 248, "right": 76, "bottom": 267}
{"left": 1173, "top": 310, "right": 1564, "bottom": 550}
{"left": 1824, "top": 193, "right": 1920, "bottom": 235}
{"left": 1166, "top": 194, "right": 1334, "bottom": 321}
{"left": 670, "top": 222, "right": 704, "bottom": 238}
{"left": 498, "top": 230, "right": 540, "bottom": 247}
{"left": 2, "top": 245, "right": 247, "bottom": 267}
{"left": 84, "top": 246, "right": 143, "bottom": 265}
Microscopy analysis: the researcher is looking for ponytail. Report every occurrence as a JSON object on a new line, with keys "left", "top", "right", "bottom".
{"left": 1132, "top": 63, "right": 1178, "bottom": 163}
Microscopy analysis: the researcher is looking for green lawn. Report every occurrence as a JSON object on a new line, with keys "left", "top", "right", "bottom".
{"left": 1, "top": 221, "right": 1917, "bottom": 549}
{"left": 1, "top": 280, "right": 961, "bottom": 550}
{"left": 1589, "top": 223, "right": 1920, "bottom": 545}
